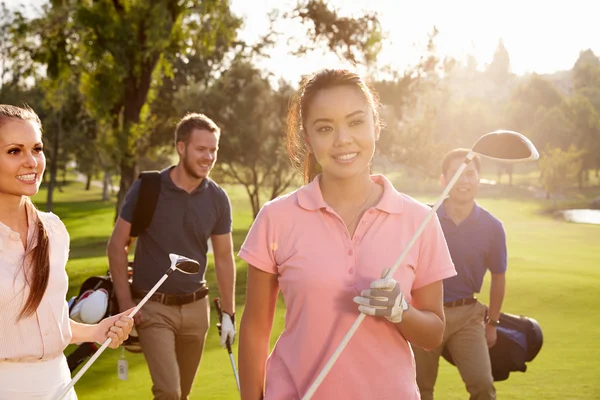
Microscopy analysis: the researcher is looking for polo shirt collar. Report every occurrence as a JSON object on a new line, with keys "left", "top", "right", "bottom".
{"left": 163, "top": 165, "right": 210, "bottom": 193}
{"left": 438, "top": 200, "right": 481, "bottom": 223}
{"left": 297, "top": 174, "right": 404, "bottom": 214}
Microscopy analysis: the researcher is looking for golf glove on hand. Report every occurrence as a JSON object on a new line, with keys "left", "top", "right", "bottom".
{"left": 353, "top": 270, "right": 408, "bottom": 324}
{"left": 220, "top": 313, "right": 236, "bottom": 349}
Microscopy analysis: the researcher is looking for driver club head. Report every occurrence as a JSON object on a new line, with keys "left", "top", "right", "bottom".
{"left": 471, "top": 130, "right": 539, "bottom": 163}
{"left": 168, "top": 253, "right": 201, "bottom": 274}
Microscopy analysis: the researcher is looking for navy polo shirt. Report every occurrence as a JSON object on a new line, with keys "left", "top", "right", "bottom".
{"left": 437, "top": 201, "right": 507, "bottom": 303}
{"left": 120, "top": 166, "right": 232, "bottom": 294}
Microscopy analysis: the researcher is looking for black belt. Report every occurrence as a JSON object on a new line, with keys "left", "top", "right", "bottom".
{"left": 444, "top": 297, "right": 477, "bottom": 308}
{"left": 132, "top": 286, "right": 209, "bottom": 306}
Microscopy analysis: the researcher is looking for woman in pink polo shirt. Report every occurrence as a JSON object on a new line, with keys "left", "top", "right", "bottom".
{"left": 0, "top": 104, "right": 134, "bottom": 399}
{"left": 238, "top": 69, "right": 457, "bottom": 399}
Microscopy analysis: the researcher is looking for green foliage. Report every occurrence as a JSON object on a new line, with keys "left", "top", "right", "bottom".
{"left": 538, "top": 145, "right": 584, "bottom": 198}
{"left": 178, "top": 59, "right": 297, "bottom": 217}
{"left": 287, "top": 0, "right": 383, "bottom": 66}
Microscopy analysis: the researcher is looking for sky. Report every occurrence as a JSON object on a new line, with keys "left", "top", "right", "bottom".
{"left": 13, "top": 0, "right": 600, "bottom": 82}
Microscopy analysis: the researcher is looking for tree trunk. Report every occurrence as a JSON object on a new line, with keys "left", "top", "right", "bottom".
{"left": 102, "top": 171, "right": 111, "bottom": 201}
{"left": 251, "top": 191, "right": 260, "bottom": 219}
{"left": 115, "top": 157, "right": 137, "bottom": 221}
{"left": 85, "top": 172, "right": 92, "bottom": 191}
{"left": 46, "top": 113, "right": 61, "bottom": 212}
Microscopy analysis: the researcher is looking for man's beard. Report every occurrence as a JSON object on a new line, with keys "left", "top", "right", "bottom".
{"left": 182, "top": 154, "right": 210, "bottom": 180}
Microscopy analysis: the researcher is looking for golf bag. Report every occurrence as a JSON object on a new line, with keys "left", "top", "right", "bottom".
{"left": 441, "top": 311, "right": 543, "bottom": 381}
{"left": 65, "top": 265, "right": 141, "bottom": 372}
{"left": 66, "top": 172, "right": 160, "bottom": 372}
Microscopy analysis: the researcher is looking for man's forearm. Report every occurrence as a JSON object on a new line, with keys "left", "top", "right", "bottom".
{"left": 214, "top": 254, "right": 236, "bottom": 315}
{"left": 108, "top": 242, "right": 133, "bottom": 308}
{"left": 488, "top": 273, "right": 506, "bottom": 321}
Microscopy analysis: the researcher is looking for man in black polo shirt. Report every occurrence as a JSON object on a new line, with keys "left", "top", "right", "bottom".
{"left": 107, "top": 113, "right": 236, "bottom": 400}
{"left": 413, "top": 149, "right": 507, "bottom": 400}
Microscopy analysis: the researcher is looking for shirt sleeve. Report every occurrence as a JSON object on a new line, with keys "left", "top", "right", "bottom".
{"left": 413, "top": 213, "right": 457, "bottom": 290}
{"left": 212, "top": 189, "right": 233, "bottom": 235}
{"left": 119, "top": 178, "right": 142, "bottom": 223}
{"left": 487, "top": 221, "right": 507, "bottom": 274}
{"left": 238, "top": 203, "right": 278, "bottom": 274}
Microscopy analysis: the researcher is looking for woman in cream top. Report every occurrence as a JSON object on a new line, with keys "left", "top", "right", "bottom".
{"left": 0, "top": 104, "right": 134, "bottom": 399}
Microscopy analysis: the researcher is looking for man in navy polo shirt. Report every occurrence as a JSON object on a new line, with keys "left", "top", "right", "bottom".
{"left": 413, "top": 148, "right": 507, "bottom": 400}
{"left": 107, "top": 113, "right": 236, "bottom": 400}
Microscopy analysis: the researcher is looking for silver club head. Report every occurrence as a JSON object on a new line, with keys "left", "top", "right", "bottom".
{"left": 168, "top": 253, "right": 200, "bottom": 274}
{"left": 471, "top": 130, "right": 539, "bottom": 163}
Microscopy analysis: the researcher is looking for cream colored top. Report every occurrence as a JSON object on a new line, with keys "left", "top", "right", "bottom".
{"left": 0, "top": 205, "right": 72, "bottom": 362}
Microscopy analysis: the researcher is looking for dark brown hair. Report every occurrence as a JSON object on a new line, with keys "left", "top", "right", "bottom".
{"left": 0, "top": 104, "right": 50, "bottom": 320}
{"left": 174, "top": 112, "right": 220, "bottom": 145}
{"left": 441, "top": 148, "right": 481, "bottom": 177}
{"left": 286, "top": 69, "right": 382, "bottom": 184}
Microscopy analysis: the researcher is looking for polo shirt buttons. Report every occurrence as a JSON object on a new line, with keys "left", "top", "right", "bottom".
{"left": 348, "top": 249, "right": 353, "bottom": 256}
{"left": 348, "top": 268, "right": 355, "bottom": 274}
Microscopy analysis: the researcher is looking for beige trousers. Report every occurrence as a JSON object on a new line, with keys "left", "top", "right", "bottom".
{"left": 136, "top": 296, "right": 210, "bottom": 400}
{"left": 413, "top": 301, "right": 495, "bottom": 400}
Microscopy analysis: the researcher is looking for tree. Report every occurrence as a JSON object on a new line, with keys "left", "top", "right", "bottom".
{"left": 538, "top": 145, "right": 583, "bottom": 204}
{"left": 286, "top": 0, "right": 383, "bottom": 67}
{"left": 374, "top": 28, "right": 456, "bottom": 179}
{"left": 501, "top": 74, "right": 564, "bottom": 186}
{"left": 561, "top": 95, "right": 600, "bottom": 187}
{"left": 486, "top": 39, "right": 510, "bottom": 86}
{"left": 74, "top": 0, "right": 242, "bottom": 215}
{"left": 178, "top": 60, "right": 297, "bottom": 218}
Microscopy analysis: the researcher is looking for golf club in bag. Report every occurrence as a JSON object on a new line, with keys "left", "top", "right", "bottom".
{"left": 214, "top": 297, "right": 240, "bottom": 391}
{"left": 53, "top": 253, "right": 201, "bottom": 400}
{"left": 302, "top": 130, "right": 540, "bottom": 400}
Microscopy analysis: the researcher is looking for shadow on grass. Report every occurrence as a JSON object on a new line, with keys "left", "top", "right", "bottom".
{"left": 52, "top": 199, "right": 115, "bottom": 219}
{"left": 69, "top": 236, "right": 110, "bottom": 259}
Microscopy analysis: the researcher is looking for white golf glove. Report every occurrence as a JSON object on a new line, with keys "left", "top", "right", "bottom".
{"left": 353, "top": 272, "right": 409, "bottom": 324}
{"left": 220, "top": 313, "right": 236, "bottom": 349}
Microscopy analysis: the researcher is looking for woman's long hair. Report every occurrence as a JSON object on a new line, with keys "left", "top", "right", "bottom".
{"left": 0, "top": 104, "right": 50, "bottom": 319}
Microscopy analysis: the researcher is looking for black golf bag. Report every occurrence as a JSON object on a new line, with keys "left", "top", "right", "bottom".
{"left": 65, "top": 265, "right": 141, "bottom": 372}
{"left": 441, "top": 311, "right": 543, "bottom": 381}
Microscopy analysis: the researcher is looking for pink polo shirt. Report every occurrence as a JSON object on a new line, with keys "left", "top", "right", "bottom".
{"left": 0, "top": 206, "right": 72, "bottom": 362}
{"left": 239, "top": 174, "right": 456, "bottom": 400}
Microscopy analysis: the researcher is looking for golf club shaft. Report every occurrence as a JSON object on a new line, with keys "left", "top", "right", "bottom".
{"left": 53, "top": 273, "right": 171, "bottom": 400}
{"left": 229, "top": 353, "right": 240, "bottom": 391}
{"left": 301, "top": 154, "right": 473, "bottom": 400}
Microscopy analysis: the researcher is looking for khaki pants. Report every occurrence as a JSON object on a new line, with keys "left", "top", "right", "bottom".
{"left": 413, "top": 301, "right": 495, "bottom": 400}
{"left": 136, "top": 297, "right": 210, "bottom": 400}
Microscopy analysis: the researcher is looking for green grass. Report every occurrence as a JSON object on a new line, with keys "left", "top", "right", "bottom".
{"left": 31, "top": 178, "right": 600, "bottom": 400}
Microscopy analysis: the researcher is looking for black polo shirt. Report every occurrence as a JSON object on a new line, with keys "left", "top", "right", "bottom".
{"left": 120, "top": 166, "right": 232, "bottom": 294}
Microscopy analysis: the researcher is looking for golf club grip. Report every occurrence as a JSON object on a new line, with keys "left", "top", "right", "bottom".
{"left": 214, "top": 297, "right": 223, "bottom": 320}
{"left": 303, "top": 156, "right": 473, "bottom": 399}
{"left": 214, "top": 298, "right": 234, "bottom": 353}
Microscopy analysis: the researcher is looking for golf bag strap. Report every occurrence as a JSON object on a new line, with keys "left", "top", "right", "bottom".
{"left": 130, "top": 171, "right": 161, "bottom": 237}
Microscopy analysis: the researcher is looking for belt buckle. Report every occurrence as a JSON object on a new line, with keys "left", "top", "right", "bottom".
{"left": 155, "top": 292, "right": 167, "bottom": 305}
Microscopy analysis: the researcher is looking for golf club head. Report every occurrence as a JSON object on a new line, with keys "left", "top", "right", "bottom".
{"left": 168, "top": 253, "right": 201, "bottom": 274}
{"left": 471, "top": 130, "right": 539, "bottom": 163}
